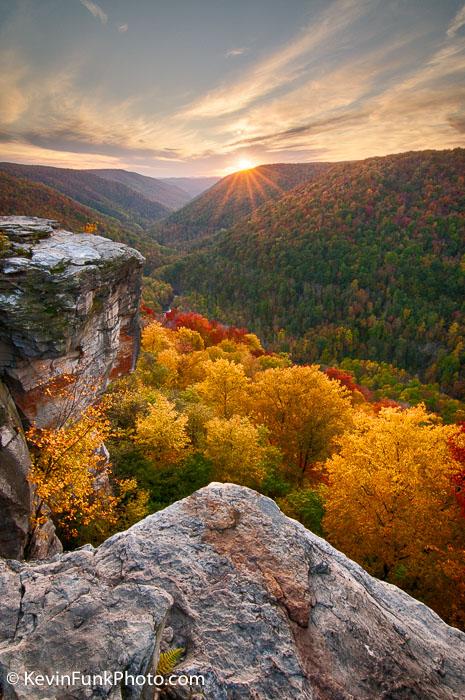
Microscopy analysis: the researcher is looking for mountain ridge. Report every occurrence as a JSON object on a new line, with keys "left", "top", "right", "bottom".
{"left": 0, "top": 162, "right": 171, "bottom": 227}
{"left": 164, "top": 148, "right": 465, "bottom": 395}
{"left": 152, "top": 162, "right": 332, "bottom": 247}
{"left": 85, "top": 168, "right": 192, "bottom": 210}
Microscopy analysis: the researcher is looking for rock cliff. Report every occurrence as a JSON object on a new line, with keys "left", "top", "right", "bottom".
{"left": 0, "top": 483, "right": 464, "bottom": 699}
{"left": 0, "top": 216, "right": 144, "bottom": 428}
{"left": 0, "top": 216, "right": 144, "bottom": 559}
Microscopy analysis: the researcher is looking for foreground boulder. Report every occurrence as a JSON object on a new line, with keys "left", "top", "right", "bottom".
{"left": 0, "top": 483, "right": 464, "bottom": 699}
{"left": 0, "top": 216, "right": 144, "bottom": 428}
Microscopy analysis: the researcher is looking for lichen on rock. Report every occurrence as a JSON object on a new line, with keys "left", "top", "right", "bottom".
{"left": 0, "top": 216, "right": 144, "bottom": 427}
{"left": 1, "top": 483, "right": 464, "bottom": 699}
{"left": 0, "top": 216, "right": 144, "bottom": 560}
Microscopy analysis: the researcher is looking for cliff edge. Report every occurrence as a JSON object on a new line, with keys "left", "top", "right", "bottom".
{"left": 0, "top": 216, "right": 144, "bottom": 559}
{"left": 0, "top": 216, "right": 144, "bottom": 428}
{"left": 0, "top": 483, "right": 464, "bottom": 699}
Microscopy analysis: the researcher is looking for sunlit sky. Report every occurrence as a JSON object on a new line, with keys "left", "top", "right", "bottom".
{"left": 0, "top": 0, "right": 464, "bottom": 176}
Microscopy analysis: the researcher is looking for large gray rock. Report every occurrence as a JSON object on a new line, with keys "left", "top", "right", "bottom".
{"left": 0, "top": 379, "right": 32, "bottom": 559}
{"left": 0, "top": 216, "right": 144, "bottom": 428}
{"left": 0, "top": 379, "right": 60, "bottom": 560}
{"left": 0, "top": 216, "right": 144, "bottom": 560}
{"left": 0, "top": 483, "right": 464, "bottom": 699}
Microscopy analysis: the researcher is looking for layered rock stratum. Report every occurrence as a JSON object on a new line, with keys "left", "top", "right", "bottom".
{"left": 0, "top": 483, "right": 464, "bottom": 699}
{"left": 0, "top": 216, "right": 143, "bottom": 559}
{"left": 0, "top": 216, "right": 143, "bottom": 428}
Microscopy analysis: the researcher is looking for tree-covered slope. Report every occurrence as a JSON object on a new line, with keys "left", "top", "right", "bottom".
{"left": 165, "top": 149, "right": 465, "bottom": 396}
{"left": 86, "top": 168, "right": 192, "bottom": 210}
{"left": 0, "top": 170, "right": 175, "bottom": 273}
{"left": 0, "top": 162, "right": 170, "bottom": 227}
{"left": 152, "top": 162, "right": 331, "bottom": 247}
{"left": 160, "top": 176, "right": 219, "bottom": 198}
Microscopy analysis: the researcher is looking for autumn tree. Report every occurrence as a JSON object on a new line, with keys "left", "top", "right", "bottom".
{"left": 323, "top": 405, "right": 465, "bottom": 624}
{"left": 141, "top": 321, "right": 174, "bottom": 355}
{"left": 205, "top": 415, "right": 269, "bottom": 487}
{"left": 195, "top": 359, "right": 250, "bottom": 418}
{"left": 134, "top": 393, "right": 190, "bottom": 465}
{"left": 27, "top": 401, "right": 117, "bottom": 539}
{"left": 252, "top": 365, "right": 353, "bottom": 479}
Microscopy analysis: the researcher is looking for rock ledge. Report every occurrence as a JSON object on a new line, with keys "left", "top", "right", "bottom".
{"left": 0, "top": 483, "right": 464, "bottom": 699}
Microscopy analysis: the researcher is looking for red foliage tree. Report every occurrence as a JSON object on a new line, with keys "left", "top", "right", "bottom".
{"left": 449, "top": 422, "right": 465, "bottom": 518}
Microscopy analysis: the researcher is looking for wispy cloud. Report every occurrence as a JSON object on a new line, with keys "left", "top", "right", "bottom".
{"left": 226, "top": 47, "right": 248, "bottom": 58}
{"left": 447, "top": 3, "right": 465, "bottom": 37}
{"left": 79, "top": 0, "right": 107, "bottom": 25}
{"left": 0, "top": 0, "right": 464, "bottom": 176}
{"left": 181, "top": 0, "right": 371, "bottom": 119}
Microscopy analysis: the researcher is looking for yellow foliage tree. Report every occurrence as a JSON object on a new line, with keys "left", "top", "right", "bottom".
{"left": 174, "top": 327, "right": 205, "bottom": 353}
{"left": 141, "top": 321, "right": 173, "bottom": 355}
{"left": 27, "top": 402, "right": 117, "bottom": 538}
{"left": 205, "top": 415, "right": 267, "bottom": 487}
{"left": 323, "top": 405, "right": 465, "bottom": 621}
{"left": 252, "top": 365, "right": 352, "bottom": 479}
{"left": 195, "top": 359, "right": 250, "bottom": 418}
{"left": 134, "top": 394, "right": 190, "bottom": 465}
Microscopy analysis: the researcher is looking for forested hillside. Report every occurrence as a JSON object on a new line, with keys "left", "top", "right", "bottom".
{"left": 161, "top": 176, "right": 219, "bottom": 198}
{"left": 0, "top": 162, "right": 170, "bottom": 227}
{"left": 152, "top": 162, "right": 331, "bottom": 246}
{"left": 37, "top": 309, "right": 463, "bottom": 629}
{"left": 86, "top": 168, "right": 192, "bottom": 210}
{"left": 0, "top": 170, "right": 175, "bottom": 273}
{"left": 165, "top": 149, "right": 465, "bottom": 396}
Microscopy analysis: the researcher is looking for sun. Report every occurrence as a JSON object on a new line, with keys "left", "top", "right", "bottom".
{"left": 236, "top": 158, "right": 255, "bottom": 171}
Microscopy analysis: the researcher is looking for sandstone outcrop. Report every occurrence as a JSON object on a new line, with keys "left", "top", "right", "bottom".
{"left": 0, "top": 378, "right": 61, "bottom": 561}
{"left": 0, "top": 379, "right": 32, "bottom": 559}
{"left": 0, "top": 216, "right": 144, "bottom": 559}
{"left": 0, "top": 483, "right": 464, "bottom": 699}
{"left": 0, "top": 216, "right": 144, "bottom": 428}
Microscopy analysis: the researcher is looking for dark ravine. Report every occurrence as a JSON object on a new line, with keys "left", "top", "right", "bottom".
{"left": 0, "top": 216, "right": 144, "bottom": 560}
{"left": 0, "top": 483, "right": 464, "bottom": 699}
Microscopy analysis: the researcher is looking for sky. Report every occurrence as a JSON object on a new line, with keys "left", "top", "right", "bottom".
{"left": 0, "top": 0, "right": 464, "bottom": 177}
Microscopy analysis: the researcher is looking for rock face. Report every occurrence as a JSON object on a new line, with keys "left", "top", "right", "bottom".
{"left": 0, "top": 483, "right": 464, "bottom": 699}
{"left": 0, "top": 216, "right": 144, "bottom": 428}
{"left": 0, "top": 216, "right": 144, "bottom": 560}
{"left": 0, "top": 379, "right": 32, "bottom": 559}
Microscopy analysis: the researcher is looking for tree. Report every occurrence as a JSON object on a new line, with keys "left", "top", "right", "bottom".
{"left": 252, "top": 365, "right": 353, "bottom": 479}
{"left": 195, "top": 359, "right": 250, "bottom": 418}
{"left": 27, "top": 401, "right": 117, "bottom": 539}
{"left": 204, "top": 415, "right": 268, "bottom": 487}
{"left": 134, "top": 394, "right": 190, "bottom": 465}
{"left": 323, "top": 405, "right": 465, "bottom": 624}
{"left": 141, "top": 321, "right": 174, "bottom": 355}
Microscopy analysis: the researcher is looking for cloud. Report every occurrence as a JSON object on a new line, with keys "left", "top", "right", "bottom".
{"left": 1, "top": 0, "right": 464, "bottom": 176}
{"left": 448, "top": 115, "right": 465, "bottom": 132}
{"left": 181, "top": 0, "right": 371, "bottom": 119}
{"left": 0, "top": 53, "right": 28, "bottom": 124}
{"left": 79, "top": 0, "right": 108, "bottom": 25}
{"left": 229, "top": 112, "right": 368, "bottom": 148}
{"left": 447, "top": 3, "right": 465, "bottom": 37}
{"left": 226, "top": 47, "right": 248, "bottom": 58}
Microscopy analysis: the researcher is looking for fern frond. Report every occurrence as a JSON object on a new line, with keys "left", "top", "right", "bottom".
{"left": 156, "top": 647, "right": 185, "bottom": 676}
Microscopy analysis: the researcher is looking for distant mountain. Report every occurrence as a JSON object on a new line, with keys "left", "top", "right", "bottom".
{"left": 153, "top": 163, "right": 331, "bottom": 247}
{"left": 164, "top": 149, "right": 465, "bottom": 396}
{"left": 0, "top": 163, "right": 170, "bottom": 228}
{"left": 0, "top": 170, "right": 175, "bottom": 273}
{"left": 86, "top": 169, "right": 192, "bottom": 210}
{"left": 160, "top": 177, "right": 219, "bottom": 198}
